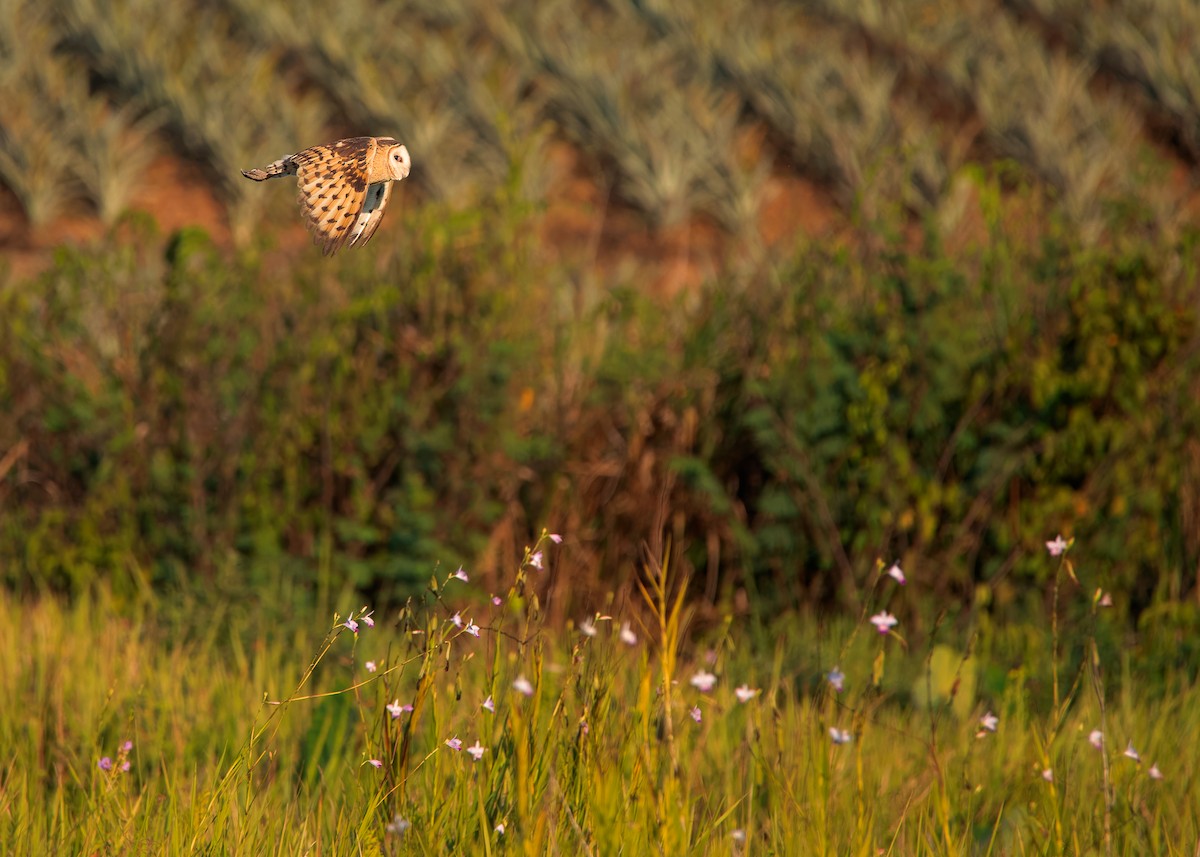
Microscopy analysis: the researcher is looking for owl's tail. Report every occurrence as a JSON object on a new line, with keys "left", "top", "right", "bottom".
{"left": 241, "top": 157, "right": 295, "bottom": 181}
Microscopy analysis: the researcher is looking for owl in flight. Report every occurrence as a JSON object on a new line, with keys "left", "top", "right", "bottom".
{"left": 242, "top": 136, "right": 411, "bottom": 255}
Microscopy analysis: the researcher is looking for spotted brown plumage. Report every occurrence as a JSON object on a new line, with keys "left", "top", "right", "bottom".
{"left": 241, "top": 136, "right": 411, "bottom": 256}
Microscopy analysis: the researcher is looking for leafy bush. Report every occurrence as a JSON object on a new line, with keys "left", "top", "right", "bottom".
{"left": 527, "top": 194, "right": 1200, "bottom": 616}
{"left": 1, "top": 192, "right": 547, "bottom": 598}
{"left": 2, "top": 172, "right": 1198, "bottom": 622}
{"left": 659, "top": 223, "right": 1200, "bottom": 613}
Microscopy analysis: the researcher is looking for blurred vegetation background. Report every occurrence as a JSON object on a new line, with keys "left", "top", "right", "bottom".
{"left": 2, "top": 0, "right": 1199, "bottom": 641}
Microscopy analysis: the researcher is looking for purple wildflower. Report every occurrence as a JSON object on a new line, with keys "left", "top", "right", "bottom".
{"left": 1046, "top": 535, "right": 1069, "bottom": 557}
{"left": 734, "top": 685, "right": 759, "bottom": 703}
{"left": 827, "top": 666, "right": 845, "bottom": 693}
{"left": 869, "top": 611, "right": 898, "bottom": 634}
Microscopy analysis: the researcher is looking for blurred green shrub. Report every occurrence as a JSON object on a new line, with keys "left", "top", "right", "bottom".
{"left": 1, "top": 189, "right": 1198, "bottom": 622}
{"left": 658, "top": 223, "right": 1200, "bottom": 613}
{"left": 0, "top": 192, "right": 545, "bottom": 598}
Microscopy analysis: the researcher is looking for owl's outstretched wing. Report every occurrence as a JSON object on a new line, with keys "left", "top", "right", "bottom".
{"left": 348, "top": 180, "right": 393, "bottom": 249}
{"left": 292, "top": 139, "right": 372, "bottom": 256}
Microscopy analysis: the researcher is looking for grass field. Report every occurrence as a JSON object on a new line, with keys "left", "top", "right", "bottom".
{"left": 3, "top": 537, "right": 1196, "bottom": 855}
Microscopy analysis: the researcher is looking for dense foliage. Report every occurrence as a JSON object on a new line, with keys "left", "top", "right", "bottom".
{"left": 3, "top": 192, "right": 1199, "bottom": 629}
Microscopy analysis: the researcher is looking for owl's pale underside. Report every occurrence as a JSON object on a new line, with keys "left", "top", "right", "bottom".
{"left": 242, "top": 136, "right": 411, "bottom": 255}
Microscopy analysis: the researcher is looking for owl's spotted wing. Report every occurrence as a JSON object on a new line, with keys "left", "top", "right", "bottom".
{"left": 292, "top": 141, "right": 371, "bottom": 256}
{"left": 348, "top": 180, "right": 393, "bottom": 249}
